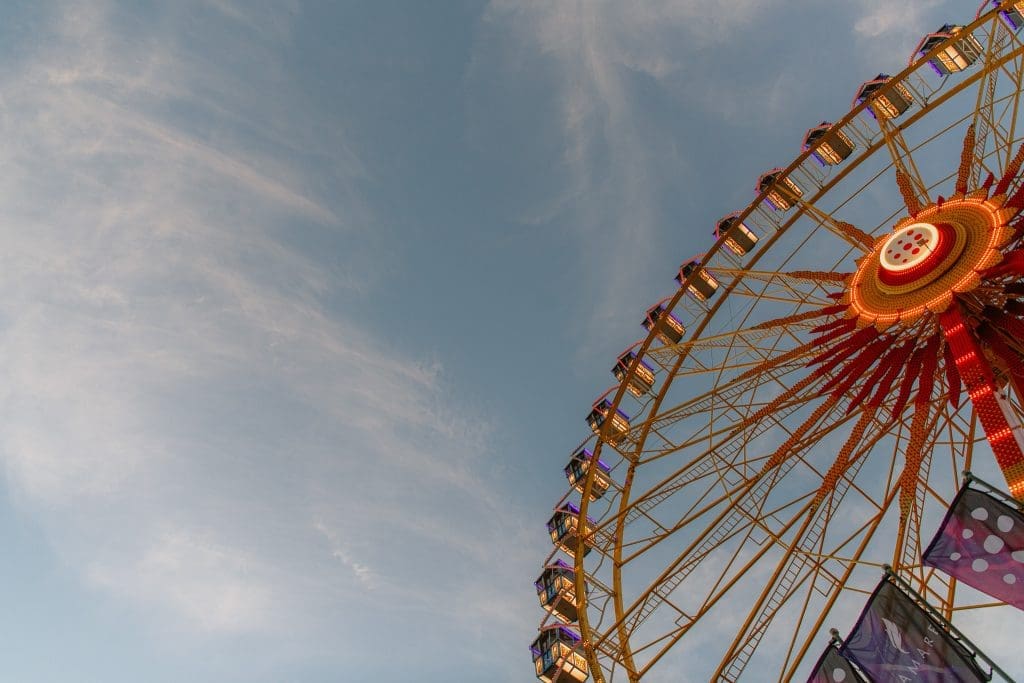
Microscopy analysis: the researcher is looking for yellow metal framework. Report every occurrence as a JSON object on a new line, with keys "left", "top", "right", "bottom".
{"left": 532, "top": 4, "right": 1024, "bottom": 681}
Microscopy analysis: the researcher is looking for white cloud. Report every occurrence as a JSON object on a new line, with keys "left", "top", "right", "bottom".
{"left": 472, "top": 0, "right": 783, "bottom": 364}
{"left": 314, "top": 520, "right": 379, "bottom": 590}
{"left": 86, "top": 530, "right": 275, "bottom": 633}
{"left": 851, "top": 0, "right": 947, "bottom": 67}
{"left": 853, "top": 0, "right": 943, "bottom": 39}
{"left": 0, "top": 1, "right": 526, "bottom": 661}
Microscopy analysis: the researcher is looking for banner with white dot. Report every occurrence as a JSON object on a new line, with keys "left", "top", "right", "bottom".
{"left": 923, "top": 485, "right": 1024, "bottom": 610}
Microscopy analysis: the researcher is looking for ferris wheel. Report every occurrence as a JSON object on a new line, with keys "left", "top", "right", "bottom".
{"left": 532, "top": 3, "right": 1024, "bottom": 681}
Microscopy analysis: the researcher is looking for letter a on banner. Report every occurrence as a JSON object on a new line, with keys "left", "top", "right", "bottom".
{"left": 923, "top": 478, "right": 1024, "bottom": 611}
{"left": 841, "top": 578, "right": 991, "bottom": 682}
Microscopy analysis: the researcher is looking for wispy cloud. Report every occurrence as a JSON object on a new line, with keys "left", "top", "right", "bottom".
{"left": 0, "top": 2, "right": 529, "bottom": 670}
{"left": 86, "top": 529, "right": 275, "bottom": 633}
{"left": 314, "top": 520, "right": 379, "bottom": 590}
{"left": 471, "top": 1, "right": 779, "bottom": 363}
{"left": 851, "top": 0, "right": 946, "bottom": 66}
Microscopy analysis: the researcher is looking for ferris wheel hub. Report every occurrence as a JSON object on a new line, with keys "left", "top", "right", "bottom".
{"left": 846, "top": 195, "right": 1016, "bottom": 328}
{"left": 877, "top": 221, "right": 958, "bottom": 287}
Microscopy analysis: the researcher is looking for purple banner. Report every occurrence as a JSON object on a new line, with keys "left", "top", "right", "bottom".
{"left": 841, "top": 579, "right": 989, "bottom": 682}
{"left": 807, "top": 643, "right": 864, "bottom": 683}
{"left": 923, "top": 486, "right": 1024, "bottom": 611}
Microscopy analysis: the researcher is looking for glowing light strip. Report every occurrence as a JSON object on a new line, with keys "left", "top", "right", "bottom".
{"left": 940, "top": 306, "right": 1024, "bottom": 500}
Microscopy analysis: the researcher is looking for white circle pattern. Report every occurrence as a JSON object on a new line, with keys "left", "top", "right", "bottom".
{"left": 943, "top": 501, "right": 1024, "bottom": 594}
{"left": 879, "top": 223, "right": 940, "bottom": 271}
{"left": 984, "top": 535, "right": 1006, "bottom": 554}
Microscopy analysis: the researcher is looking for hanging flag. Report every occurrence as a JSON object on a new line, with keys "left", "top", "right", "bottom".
{"left": 807, "top": 642, "right": 864, "bottom": 683}
{"left": 841, "top": 579, "right": 990, "bottom": 682}
{"left": 923, "top": 483, "right": 1024, "bottom": 611}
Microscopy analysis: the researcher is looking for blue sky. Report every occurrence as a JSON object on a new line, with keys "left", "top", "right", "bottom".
{"left": 0, "top": 1, "right": 1000, "bottom": 681}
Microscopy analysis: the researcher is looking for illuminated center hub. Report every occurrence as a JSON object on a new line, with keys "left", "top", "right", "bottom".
{"left": 877, "top": 221, "right": 956, "bottom": 286}
{"left": 846, "top": 194, "right": 1013, "bottom": 329}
